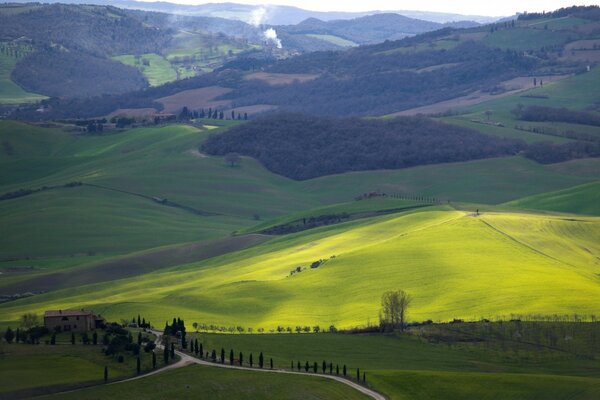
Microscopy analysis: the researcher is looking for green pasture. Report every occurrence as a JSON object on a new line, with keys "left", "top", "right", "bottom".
{"left": 0, "top": 342, "right": 154, "bottom": 395}
{"left": 2, "top": 207, "right": 598, "bottom": 328}
{"left": 2, "top": 120, "right": 596, "bottom": 262}
{"left": 369, "top": 370, "right": 600, "bottom": 400}
{"left": 504, "top": 181, "right": 600, "bottom": 215}
{"left": 113, "top": 53, "right": 177, "bottom": 86}
{"left": 41, "top": 363, "right": 369, "bottom": 400}
{"left": 482, "top": 27, "right": 570, "bottom": 51}
{"left": 305, "top": 34, "right": 358, "bottom": 47}
{"left": 0, "top": 42, "right": 46, "bottom": 104}
{"left": 442, "top": 65, "right": 600, "bottom": 142}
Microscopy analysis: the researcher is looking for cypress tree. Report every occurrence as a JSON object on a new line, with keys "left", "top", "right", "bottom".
{"left": 211, "top": 349, "right": 217, "bottom": 362}
{"left": 195, "top": 339, "right": 199, "bottom": 356}
{"left": 199, "top": 343, "right": 203, "bottom": 358}
{"left": 170, "top": 343, "right": 175, "bottom": 359}
{"left": 104, "top": 366, "right": 108, "bottom": 383}
{"left": 313, "top": 362, "right": 317, "bottom": 373}
{"left": 270, "top": 358, "right": 273, "bottom": 369}
{"left": 322, "top": 360, "right": 327, "bottom": 373}
{"left": 136, "top": 357, "right": 141, "bottom": 374}
{"left": 152, "top": 351, "right": 156, "bottom": 369}
{"left": 163, "top": 345, "right": 169, "bottom": 365}
{"left": 356, "top": 368, "right": 360, "bottom": 381}
{"left": 230, "top": 349, "right": 234, "bottom": 365}
{"left": 329, "top": 362, "right": 333, "bottom": 374}
{"left": 291, "top": 361, "right": 294, "bottom": 370}
{"left": 4, "top": 327, "right": 14, "bottom": 344}
{"left": 239, "top": 352, "right": 243, "bottom": 366}
{"left": 259, "top": 352, "right": 264, "bottom": 369}
{"left": 137, "top": 314, "right": 141, "bottom": 326}
{"left": 297, "top": 361, "right": 301, "bottom": 371}
{"left": 305, "top": 361, "right": 309, "bottom": 372}
{"left": 249, "top": 353, "right": 253, "bottom": 367}
{"left": 221, "top": 348, "right": 225, "bottom": 364}
{"left": 336, "top": 365, "right": 339, "bottom": 375}
{"left": 92, "top": 331, "right": 98, "bottom": 345}
{"left": 363, "top": 372, "right": 366, "bottom": 383}
{"left": 343, "top": 365, "right": 347, "bottom": 376}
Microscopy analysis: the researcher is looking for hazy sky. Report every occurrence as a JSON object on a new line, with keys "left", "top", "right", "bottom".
{"left": 146, "top": 1, "right": 599, "bottom": 17}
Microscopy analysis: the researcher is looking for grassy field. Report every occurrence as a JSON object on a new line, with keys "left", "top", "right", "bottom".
{"left": 186, "top": 321, "right": 600, "bottom": 400}
{"left": 0, "top": 342, "right": 155, "bottom": 396}
{"left": 2, "top": 120, "right": 596, "bottom": 262}
{"left": 482, "top": 27, "right": 569, "bottom": 51}
{"left": 0, "top": 42, "right": 46, "bottom": 104}
{"left": 40, "top": 363, "right": 369, "bottom": 400}
{"left": 504, "top": 181, "right": 600, "bottom": 215}
{"left": 113, "top": 53, "right": 178, "bottom": 86}
{"left": 2, "top": 207, "right": 598, "bottom": 329}
{"left": 306, "top": 34, "right": 358, "bottom": 47}
{"left": 369, "top": 370, "right": 600, "bottom": 400}
{"left": 442, "top": 65, "right": 600, "bottom": 143}
{"left": 1, "top": 119, "right": 599, "bottom": 329}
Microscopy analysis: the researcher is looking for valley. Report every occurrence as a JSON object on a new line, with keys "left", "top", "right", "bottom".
{"left": 0, "top": 3, "right": 599, "bottom": 400}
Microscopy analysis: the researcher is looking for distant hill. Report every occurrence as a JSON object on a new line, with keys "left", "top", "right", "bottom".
{"left": 0, "top": 3, "right": 260, "bottom": 99}
{"left": 5, "top": 0, "right": 499, "bottom": 25}
{"left": 278, "top": 14, "right": 446, "bottom": 46}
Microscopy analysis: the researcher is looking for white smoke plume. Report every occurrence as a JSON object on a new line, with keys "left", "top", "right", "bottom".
{"left": 263, "top": 27, "right": 282, "bottom": 49}
{"left": 250, "top": 7, "right": 267, "bottom": 27}
{"left": 248, "top": 6, "right": 282, "bottom": 49}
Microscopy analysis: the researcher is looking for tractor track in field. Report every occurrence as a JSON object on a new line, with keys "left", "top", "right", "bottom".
{"left": 478, "top": 217, "right": 578, "bottom": 269}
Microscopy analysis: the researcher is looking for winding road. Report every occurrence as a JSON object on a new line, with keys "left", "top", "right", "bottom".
{"left": 123, "top": 330, "right": 387, "bottom": 400}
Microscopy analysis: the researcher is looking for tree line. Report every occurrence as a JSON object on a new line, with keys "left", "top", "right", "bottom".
{"left": 513, "top": 105, "right": 600, "bottom": 127}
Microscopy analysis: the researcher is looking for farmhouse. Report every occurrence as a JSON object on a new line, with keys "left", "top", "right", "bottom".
{"left": 44, "top": 309, "right": 105, "bottom": 332}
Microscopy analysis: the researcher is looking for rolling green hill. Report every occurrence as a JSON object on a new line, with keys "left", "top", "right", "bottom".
{"left": 2, "top": 207, "right": 598, "bottom": 328}
{"left": 1, "top": 120, "right": 597, "bottom": 263}
{"left": 0, "top": 41, "right": 46, "bottom": 104}
{"left": 504, "top": 182, "right": 600, "bottom": 215}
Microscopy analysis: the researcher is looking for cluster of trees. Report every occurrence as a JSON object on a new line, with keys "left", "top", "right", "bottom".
{"left": 0, "top": 4, "right": 170, "bottom": 58}
{"left": 513, "top": 105, "right": 600, "bottom": 127}
{"left": 177, "top": 106, "right": 248, "bottom": 121}
{"left": 3, "top": 314, "right": 48, "bottom": 345}
{"left": 12, "top": 46, "right": 148, "bottom": 98}
{"left": 130, "top": 314, "right": 152, "bottom": 329}
{"left": 518, "top": 5, "right": 600, "bottom": 21}
{"left": 523, "top": 141, "right": 600, "bottom": 164}
{"left": 224, "top": 41, "right": 536, "bottom": 116}
{"left": 164, "top": 317, "right": 191, "bottom": 350}
{"left": 202, "top": 113, "right": 526, "bottom": 180}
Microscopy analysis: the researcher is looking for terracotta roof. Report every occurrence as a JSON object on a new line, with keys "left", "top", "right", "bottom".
{"left": 44, "top": 309, "right": 93, "bottom": 317}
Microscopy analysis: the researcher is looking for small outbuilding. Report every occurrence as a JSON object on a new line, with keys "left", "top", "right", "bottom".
{"left": 44, "top": 309, "right": 105, "bottom": 332}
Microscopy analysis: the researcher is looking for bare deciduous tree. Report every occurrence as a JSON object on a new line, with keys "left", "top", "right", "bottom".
{"left": 20, "top": 313, "right": 40, "bottom": 329}
{"left": 224, "top": 152, "right": 241, "bottom": 167}
{"left": 380, "top": 290, "right": 412, "bottom": 331}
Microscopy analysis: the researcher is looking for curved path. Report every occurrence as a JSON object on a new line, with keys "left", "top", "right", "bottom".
{"left": 145, "top": 330, "right": 386, "bottom": 400}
